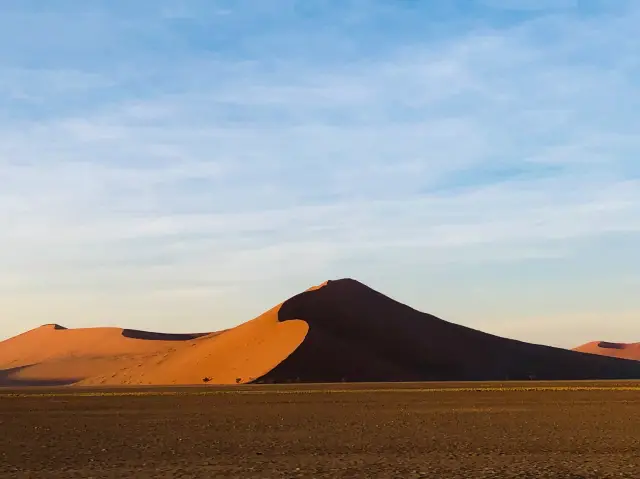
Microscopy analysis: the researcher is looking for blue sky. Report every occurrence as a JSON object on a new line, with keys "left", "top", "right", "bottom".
{"left": 1, "top": 0, "right": 639, "bottom": 346}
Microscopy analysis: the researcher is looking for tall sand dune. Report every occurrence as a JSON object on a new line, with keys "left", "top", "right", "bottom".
{"left": 1, "top": 279, "right": 639, "bottom": 386}
{"left": 573, "top": 341, "right": 640, "bottom": 361}
{"left": 256, "top": 279, "right": 640, "bottom": 382}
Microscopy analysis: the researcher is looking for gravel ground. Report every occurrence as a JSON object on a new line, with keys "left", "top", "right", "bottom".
{"left": 1, "top": 383, "right": 639, "bottom": 478}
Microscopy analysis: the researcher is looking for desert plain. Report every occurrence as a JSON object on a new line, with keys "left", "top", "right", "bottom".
{"left": 1, "top": 382, "right": 639, "bottom": 478}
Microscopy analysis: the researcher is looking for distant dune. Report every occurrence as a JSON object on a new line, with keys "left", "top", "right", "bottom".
{"left": 573, "top": 341, "right": 640, "bottom": 361}
{"left": 1, "top": 279, "right": 639, "bottom": 386}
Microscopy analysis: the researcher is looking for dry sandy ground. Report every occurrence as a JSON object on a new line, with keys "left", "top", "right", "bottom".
{"left": 574, "top": 341, "right": 640, "bottom": 361}
{"left": 1, "top": 382, "right": 639, "bottom": 478}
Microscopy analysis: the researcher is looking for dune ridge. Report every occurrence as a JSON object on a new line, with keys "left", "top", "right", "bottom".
{"left": 1, "top": 279, "right": 639, "bottom": 386}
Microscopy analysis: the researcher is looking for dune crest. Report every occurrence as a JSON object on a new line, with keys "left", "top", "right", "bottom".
{"left": 40, "top": 323, "right": 67, "bottom": 330}
{"left": 2, "top": 279, "right": 639, "bottom": 386}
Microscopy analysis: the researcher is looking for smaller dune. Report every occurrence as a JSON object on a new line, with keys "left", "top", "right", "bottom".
{"left": 573, "top": 341, "right": 640, "bottom": 361}
{"left": 0, "top": 324, "right": 206, "bottom": 386}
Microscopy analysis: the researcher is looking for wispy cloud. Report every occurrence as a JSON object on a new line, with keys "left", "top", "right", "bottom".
{"left": 0, "top": 1, "right": 638, "bottom": 343}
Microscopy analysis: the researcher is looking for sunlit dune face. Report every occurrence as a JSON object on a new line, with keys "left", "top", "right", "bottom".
{"left": 102, "top": 303, "right": 310, "bottom": 386}
{"left": 0, "top": 282, "right": 326, "bottom": 386}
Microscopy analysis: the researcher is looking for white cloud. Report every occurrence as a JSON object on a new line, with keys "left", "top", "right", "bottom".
{"left": 0, "top": 1, "right": 639, "bottom": 341}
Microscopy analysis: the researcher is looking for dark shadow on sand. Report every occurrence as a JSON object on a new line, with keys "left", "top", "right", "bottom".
{"left": 0, "top": 365, "right": 80, "bottom": 387}
{"left": 121, "top": 330, "right": 209, "bottom": 341}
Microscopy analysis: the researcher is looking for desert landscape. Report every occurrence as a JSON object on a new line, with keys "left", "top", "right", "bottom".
{"left": 4, "top": 1, "right": 640, "bottom": 477}
{"left": 1, "top": 279, "right": 639, "bottom": 387}
{"left": 3, "top": 281, "right": 637, "bottom": 477}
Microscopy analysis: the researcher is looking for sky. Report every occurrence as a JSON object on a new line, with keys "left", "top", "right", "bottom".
{"left": 0, "top": 0, "right": 639, "bottom": 347}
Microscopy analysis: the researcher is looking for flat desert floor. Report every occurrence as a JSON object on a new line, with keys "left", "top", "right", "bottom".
{"left": 1, "top": 382, "right": 639, "bottom": 478}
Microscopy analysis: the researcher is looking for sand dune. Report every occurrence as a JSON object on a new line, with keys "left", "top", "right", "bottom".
{"left": 0, "top": 324, "right": 214, "bottom": 386}
{"left": 1, "top": 279, "right": 639, "bottom": 386}
{"left": 573, "top": 341, "right": 640, "bottom": 361}
{"left": 0, "top": 282, "right": 325, "bottom": 386}
{"left": 258, "top": 279, "right": 640, "bottom": 382}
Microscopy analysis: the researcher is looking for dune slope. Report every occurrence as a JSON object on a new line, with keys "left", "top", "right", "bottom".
{"left": 257, "top": 279, "right": 640, "bottom": 382}
{"left": 0, "top": 284, "right": 324, "bottom": 386}
{"left": 573, "top": 341, "right": 640, "bottom": 361}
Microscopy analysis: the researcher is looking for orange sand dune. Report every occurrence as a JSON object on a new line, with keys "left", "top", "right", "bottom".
{"left": 573, "top": 341, "right": 640, "bottom": 361}
{"left": 0, "top": 324, "right": 212, "bottom": 386}
{"left": 0, "top": 282, "right": 325, "bottom": 387}
{"left": 2, "top": 279, "right": 639, "bottom": 386}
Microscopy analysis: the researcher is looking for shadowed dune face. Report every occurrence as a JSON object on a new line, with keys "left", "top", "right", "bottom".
{"left": 42, "top": 323, "right": 67, "bottom": 330}
{"left": 1, "top": 279, "right": 639, "bottom": 386}
{"left": 120, "top": 330, "right": 210, "bottom": 341}
{"left": 257, "top": 279, "right": 640, "bottom": 382}
{"left": 573, "top": 341, "right": 640, "bottom": 361}
{"left": 0, "top": 366, "right": 80, "bottom": 387}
